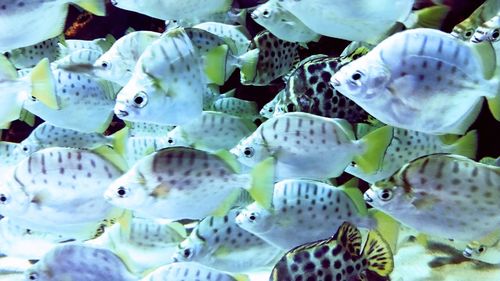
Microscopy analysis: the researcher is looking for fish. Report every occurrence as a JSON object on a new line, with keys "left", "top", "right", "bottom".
{"left": 193, "top": 22, "right": 251, "bottom": 56}
{"left": 237, "top": 30, "right": 300, "bottom": 86}
{"left": 0, "top": 147, "right": 125, "bottom": 234}
{"left": 24, "top": 243, "right": 137, "bottom": 281}
{"left": 4, "top": 35, "right": 62, "bottom": 69}
{"left": 235, "top": 179, "right": 374, "bottom": 250}
{"left": 60, "top": 34, "right": 116, "bottom": 57}
{"left": 104, "top": 147, "right": 274, "bottom": 220}
{"left": 0, "top": 56, "right": 58, "bottom": 129}
{"left": 0, "top": 0, "right": 105, "bottom": 52}
{"left": 114, "top": 28, "right": 205, "bottom": 126}
{"left": 277, "top": 0, "right": 448, "bottom": 43}
{"left": 111, "top": 0, "right": 232, "bottom": 21}
{"left": 104, "top": 214, "right": 187, "bottom": 275}
{"left": 364, "top": 154, "right": 500, "bottom": 241}
{"left": 23, "top": 68, "right": 117, "bottom": 133}
{"left": 331, "top": 28, "right": 500, "bottom": 134}
{"left": 211, "top": 96, "right": 260, "bottom": 121}
{"left": 259, "top": 89, "right": 285, "bottom": 119}
{"left": 269, "top": 222, "right": 394, "bottom": 281}
{"left": 0, "top": 142, "right": 28, "bottom": 177}
{"left": 451, "top": 0, "right": 500, "bottom": 41}
{"left": 141, "top": 262, "right": 248, "bottom": 281}
{"left": 345, "top": 126, "right": 478, "bottom": 183}
{"left": 230, "top": 112, "right": 392, "bottom": 180}
{"left": 471, "top": 13, "right": 500, "bottom": 43}
{"left": 18, "top": 122, "right": 112, "bottom": 155}
{"left": 164, "top": 111, "right": 256, "bottom": 152}
{"left": 279, "top": 53, "right": 372, "bottom": 124}
{"left": 124, "top": 122, "right": 175, "bottom": 138}
{"left": 463, "top": 229, "right": 500, "bottom": 264}
{"left": 251, "top": 0, "right": 320, "bottom": 44}
{"left": 93, "top": 31, "right": 161, "bottom": 86}
{"left": 174, "top": 208, "right": 283, "bottom": 272}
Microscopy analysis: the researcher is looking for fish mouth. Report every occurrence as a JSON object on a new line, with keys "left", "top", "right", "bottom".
{"left": 363, "top": 192, "right": 373, "bottom": 203}
{"left": 470, "top": 37, "right": 482, "bottom": 43}
{"left": 250, "top": 13, "right": 258, "bottom": 20}
{"left": 115, "top": 109, "right": 129, "bottom": 117}
{"left": 462, "top": 248, "right": 473, "bottom": 258}
{"left": 330, "top": 78, "right": 341, "bottom": 87}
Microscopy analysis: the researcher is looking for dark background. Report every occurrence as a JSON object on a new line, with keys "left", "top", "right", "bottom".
{"left": 2, "top": 0, "right": 498, "bottom": 160}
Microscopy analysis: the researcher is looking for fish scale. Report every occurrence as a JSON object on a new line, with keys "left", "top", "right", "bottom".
{"left": 25, "top": 244, "right": 137, "bottom": 281}
{"left": 142, "top": 262, "right": 244, "bottom": 281}
{"left": 235, "top": 179, "right": 372, "bottom": 250}
{"left": 0, "top": 147, "right": 123, "bottom": 232}
{"left": 175, "top": 208, "right": 282, "bottom": 272}
{"left": 104, "top": 147, "right": 272, "bottom": 220}
{"left": 365, "top": 154, "right": 500, "bottom": 241}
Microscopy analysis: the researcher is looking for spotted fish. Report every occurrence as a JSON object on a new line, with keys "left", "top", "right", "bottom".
{"left": 4, "top": 35, "right": 62, "bottom": 69}
{"left": 269, "top": 222, "right": 394, "bottom": 281}
{"left": 364, "top": 154, "right": 500, "bottom": 241}
{"left": 230, "top": 112, "right": 392, "bottom": 180}
{"left": 235, "top": 179, "right": 373, "bottom": 250}
{"left": 104, "top": 147, "right": 274, "bottom": 220}
{"left": 211, "top": 97, "right": 260, "bottom": 121}
{"left": 174, "top": 208, "right": 282, "bottom": 272}
{"left": 24, "top": 243, "right": 137, "bottom": 281}
{"left": 331, "top": 28, "right": 500, "bottom": 134}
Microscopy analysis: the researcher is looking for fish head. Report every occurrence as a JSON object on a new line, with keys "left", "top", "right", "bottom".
{"left": 230, "top": 133, "right": 270, "bottom": 169}
{"left": 18, "top": 140, "right": 40, "bottom": 156}
{"left": 451, "top": 24, "right": 476, "bottom": 41}
{"left": 93, "top": 53, "right": 131, "bottom": 86}
{"left": 104, "top": 170, "right": 149, "bottom": 210}
{"left": 364, "top": 180, "right": 409, "bottom": 213}
{"left": 0, "top": 181, "right": 30, "bottom": 217}
{"left": 234, "top": 203, "right": 273, "bottom": 234}
{"left": 24, "top": 266, "right": 51, "bottom": 281}
{"left": 251, "top": 1, "right": 278, "bottom": 26}
{"left": 114, "top": 75, "right": 168, "bottom": 124}
{"left": 331, "top": 58, "right": 391, "bottom": 101}
{"left": 463, "top": 241, "right": 497, "bottom": 264}
{"left": 163, "top": 128, "right": 190, "bottom": 148}
{"left": 174, "top": 237, "right": 204, "bottom": 262}
{"left": 471, "top": 26, "right": 500, "bottom": 43}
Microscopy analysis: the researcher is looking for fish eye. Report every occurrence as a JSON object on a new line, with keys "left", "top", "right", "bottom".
{"left": 182, "top": 248, "right": 192, "bottom": 258}
{"left": 243, "top": 147, "right": 254, "bottom": 158}
{"left": 21, "top": 145, "right": 31, "bottom": 153}
{"left": 116, "top": 186, "right": 129, "bottom": 198}
{"left": 268, "top": 107, "right": 273, "bottom": 112}
{"left": 490, "top": 29, "right": 499, "bottom": 40}
{"left": 132, "top": 91, "right": 148, "bottom": 108}
{"left": 248, "top": 212, "right": 258, "bottom": 222}
{"left": 464, "top": 30, "right": 473, "bottom": 38}
{"left": 28, "top": 272, "right": 38, "bottom": 280}
{"left": 167, "top": 137, "right": 175, "bottom": 144}
{"left": 0, "top": 193, "right": 8, "bottom": 204}
{"left": 101, "top": 61, "right": 110, "bottom": 68}
{"left": 351, "top": 71, "right": 363, "bottom": 81}
{"left": 478, "top": 245, "right": 486, "bottom": 253}
{"left": 263, "top": 9, "right": 270, "bottom": 17}
{"left": 31, "top": 96, "right": 37, "bottom": 102}
{"left": 110, "top": 0, "right": 118, "bottom": 6}
{"left": 378, "top": 189, "right": 393, "bottom": 201}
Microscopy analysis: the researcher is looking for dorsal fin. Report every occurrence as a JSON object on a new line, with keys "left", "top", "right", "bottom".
{"left": 335, "top": 222, "right": 363, "bottom": 257}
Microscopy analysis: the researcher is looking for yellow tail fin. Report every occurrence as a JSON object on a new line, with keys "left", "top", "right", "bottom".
{"left": 248, "top": 157, "right": 275, "bottom": 210}
{"left": 487, "top": 90, "right": 500, "bottom": 121}
{"left": 238, "top": 49, "right": 259, "bottom": 84}
{"left": 362, "top": 227, "right": 395, "bottom": 277}
{"left": 111, "top": 127, "right": 130, "bottom": 157}
{"left": 30, "top": 58, "right": 59, "bottom": 109}
{"left": 446, "top": 130, "right": 478, "bottom": 159}
{"left": 354, "top": 126, "right": 393, "bottom": 173}
{"left": 205, "top": 45, "right": 230, "bottom": 86}
{"left": 93, "top": 145, "right": 129, "bottom": 172}
{"left": 368, "top": 209, "right": 400, "bottom": 254}
{"left": 415, "top": 5, "right": 450, "bottom": 29}
{"left": 73, "top": 0, "right": 106, "bottom": 16}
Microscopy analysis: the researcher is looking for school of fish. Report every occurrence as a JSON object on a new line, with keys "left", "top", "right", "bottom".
{"left": 0, "top": 0, "right": 499, "bottom": 280}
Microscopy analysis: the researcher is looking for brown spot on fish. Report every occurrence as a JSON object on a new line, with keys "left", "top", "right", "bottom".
{"left": 150, "top": 183, "right": 171, "bottom": 198}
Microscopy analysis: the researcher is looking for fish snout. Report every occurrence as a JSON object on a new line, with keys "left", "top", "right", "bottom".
{"left": 363, "top": 192, "right": 373, "bottom": 203}
{"left": 250, "top": 12, "right": 258, "bottom": 20}
{"left": 462, "top": 248, "right": 473, "bottom": 258}
{"left": 470, "top": 36, "right": 482, "bottom": 43}
{"left": 330, "top": 78, "right": 341, "bottom": 87}
{"left": 115, "top": 109, "right": 129, "bottom": 117}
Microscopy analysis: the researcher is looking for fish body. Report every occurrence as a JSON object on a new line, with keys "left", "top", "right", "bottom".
{"left": 114, "top": 28, "right": 205, "bottom": 126}
{"left": 230, "top": 112, "right": 392, "bottom": 180}
{"left": 194, "top": 22, "right": 251, "bottom": 56}
{"left": 270, "top": 222, "right": 394, "bottom": 281}
{"left": 111, "top": 0, "right": 232, "bottom": 21}
{"left": 24, "top": 244, "right": 137, "bottom": 281}
{"left": 332, "top": 28, "right": 499, "bottom": 134}
{"left": 364, "top": 154, "right": 500, "bottom": 241}
{"left": 277, "top": 0, "right": 414, "bottom": 43}
{"left": 345, "top": 127, "right": 478, "bottom": 183}
{"left": 235, "top": 179, "right": 372, "bottom": 250}
{"left": 251, "top": 0, "right": 320, "bottom": 43}
{"left": 238, "top": 30, "right": 300, "bottom": 86}
{"left": 211, "top": 97, "right": 260, "bottom": 121}
{"left": 23, "top": 68, "right": 117, "bottom": 133}
{"left": 174, "top": 208, "right": 283, "bottom": 272}
{"left": 93, "top": 31, "right": 161, "bottom": 86}
{"left": 124, "top": 122, "right": 174, "bottom": 137}
{"left": 164, "top": 111, "right": 256, "bottom": 152}
{"left": 0, "top": 0, "right": 105, "bottom": 52}
{"left": 104, "top": 147, "right": 273, "bottom": 220}
{"left": 5, "top": 36, "right": 62, "bottom": 69}
{"left": 280, "top": 54, "right": 371, "bottom": 123}
{"left": 19, "top": 122, "right": 112, "bottom": 155}
{"left": 141, "top": 262, "right": 244, "bottom": 281}
{"left": 0, "top": 147, "right": 124, "bottom": 232}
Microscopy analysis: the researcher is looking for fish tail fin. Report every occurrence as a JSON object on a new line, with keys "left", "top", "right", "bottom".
{"left": 19, "top": 109, "right": 36, "bottom": 127}
{"left": 335, "top": 222, "right": 363, "bottom": 256}
{"left": 445, "top": 130, "right": 478, "bottom": 159}
{"left": 232, "top": 274, "right": 250, "bottom": 281}
{"left": 339, "top": 178, "right": 368, "bottom": 216}
{"left": 93, "top": 145, "right": 129, "bottom": 172}
{"left": 486, "top": 84, "right": 500, "bottom": 121}
{"left": 368, "top": 209, "right": 400, "bottom": 254}
{"left": 413, "top": 5, "right": 450, "bottom": 29}
{"left": 248, "top": 157, "right": 275, "bottom": 210}
{"left": 238, "top": 49, "right": 259, "bottom": 84}
{"left": 205, "top": 45, "right": 230, "bottom": 86}
{"left": 354, "top": 126, "right": 393, "bottom": 174}
{"left": 111, "top": 127, "right": 129, "bottom": 157}
{"left": 362, "top": 225, "right": 395, "bottom": 277}
{"left": 73, "top": 0, "right": 106, "bottom": 16}
{"left": 30, "top": 58, "right": 59, "bottom": 110}
{"left": 0, "top": 54, "right": 18, "bottom": 78}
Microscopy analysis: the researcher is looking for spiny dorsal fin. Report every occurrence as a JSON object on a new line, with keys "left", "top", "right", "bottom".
{"left": 335, "top": 222, "right": 363, "bottom": 257}
{"left": 362, "top": 230, "right": 394, "bottom": 277}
